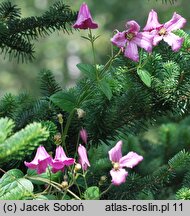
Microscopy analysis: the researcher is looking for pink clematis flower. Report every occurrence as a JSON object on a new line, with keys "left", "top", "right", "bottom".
{"left": 78, "top": 144, "right": 90, "bottom": 171}
{"left": 80, "top": 128, "right": 88, "bottom": 144}
{"left": 109, "top": 141, "right": 143, "bottom": 186}
{"left": 51, "top": 146, "right": 75, "bottom": 173}
{"left": 143, "top": 10, "right": 186, "bottom": 52}
{"left": 24, "top": 146, "right": 52, "bottom": 174}
{"left": 73, "top": 2, "right": 98, "bottom": 29}
{"left": 111, "top": 20, "right": 153, "bottom": 62}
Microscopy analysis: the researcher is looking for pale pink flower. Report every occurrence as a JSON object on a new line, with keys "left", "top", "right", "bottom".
{"left": 111, "top": 20, "right": 153, "bottom": 62}
{"left": 24, "top": 146, "right": 52, "bottom": 174}
{"left": 78, "top": 144, "right": 90, "bottom": 170}
{"left": 143, "top": 10, "right": 186, "bottom": 52}
{"left": 109, "top": 141, "right": 143, "bottom": 186}
{"left": 73, "top": 2, "right": 98, "bottom": 29}
{"left": 80, "top": 128, "right": 88, "bottom": 144}
{"left": 51, "top": 146, "right": 75, "bottom": 173}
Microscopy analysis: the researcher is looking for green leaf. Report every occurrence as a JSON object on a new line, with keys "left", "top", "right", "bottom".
{"left": 84, "top": 186, "right": 100, "bottom": 200}
{"left": 99, "top": 78, "right": 112, "bottom": 100}
{"left": 50, "top": 89, "right": 77, "bottom": 112}
{"left": 77, "top": 63, "right": 96, "bottom": 80}
{"left": 0, "top": 169, "right": 34, "bottom": 200}
{"left": 137, "top": 68, "right": 152, "bottom": 87}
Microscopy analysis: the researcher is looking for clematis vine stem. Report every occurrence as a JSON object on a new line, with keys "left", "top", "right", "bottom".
{"left": 62, "top": 109, "right": 76, "bottom": 151}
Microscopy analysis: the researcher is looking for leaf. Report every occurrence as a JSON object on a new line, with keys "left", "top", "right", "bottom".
{"left": 77, "top": 63, "right": 96, "bottom": 80}
{"left": 99, "top": 78, "right": 112, "bottom": 100}
{"left": 137, "top": 68, "right": 152, "bottom": 87}
{"left": 84, "top": 186, "right": 100, "bottom": 200}
{"left": 0, "top": 169, "right": 34, "bottom": 200}
{"left": 50, "top": 89, "right": 77, "bottom": 112}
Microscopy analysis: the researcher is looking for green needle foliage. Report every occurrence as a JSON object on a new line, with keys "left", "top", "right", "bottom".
{"left": 0, "top": 1, "right": 77, "bottom": 62}
{"left": 0, "top": 117, "right": 49, "bottom": 165}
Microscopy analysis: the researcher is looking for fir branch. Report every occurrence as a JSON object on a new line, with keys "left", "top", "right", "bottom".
{"left": 0, "top": 1, "right": 21, "bottom": 21}
{"left": 39, "top": 69, "right": 62, "bottom": 97}
{"left": 0, "top": 120, "right": 49, "bottom": 164}
{"left": 7, "top": 1, "right": 77, "bottom": 40}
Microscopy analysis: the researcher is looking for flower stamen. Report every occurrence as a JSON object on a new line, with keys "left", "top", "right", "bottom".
{"left": 158, "top": 28, "right": 167, "bottom": 36}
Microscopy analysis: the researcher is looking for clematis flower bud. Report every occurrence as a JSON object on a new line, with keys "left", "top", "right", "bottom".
{"left": 80, "top": 128, "right": 88, "bottom": 144}
{"left": 73, "top": 2, "right": 98, "bottom": 30}
{"left": 78, "top": 144, "right": 90, "bottom": 171}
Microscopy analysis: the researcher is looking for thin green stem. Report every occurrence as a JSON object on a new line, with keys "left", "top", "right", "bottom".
{"left": 62, "top": 109, "right": 76, "bottom": 151}
{"left": 67, "top": 189, "right": 81, "bottom": 200}
{"left": 100, "top": 183, "right": 113, "bottom": 197}
{"left": 100, "top": 49, "right": 122, "bottom": 76}
{"left": 83, "top": 171, "right": 88, "bottom": 189}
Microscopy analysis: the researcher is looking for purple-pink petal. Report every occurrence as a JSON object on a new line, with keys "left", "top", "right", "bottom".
{"left": 119, "top": 151, "right": 143, "bottom": 168}
{"left": 133, "top": 32, "right": 153, "bottom": 52}
{"left": 163, "top": 32, "right": 184, "bottom": 52}
{"left": 73, "top": 3, "right": 98, "bottom": 29}
{"left": 111, "top": 31, "right": 127, "bottom": 48}
{"left": 108, "top": 140, "right": 122, "bottom": 163}
{"left": 51, "top": 146, "right": 75, "bottom": 173}
{"left": 126, "top": 20, "right": 140, "bottom": 34}
{"left": 78, "top": 144, "right": 90, "bottom": 170}
{"left": 80, "top": 128, "right": 88, "bottom": 144}
{"left": 143, "top": 9, "right": 162, "bottom": 32}
{"left": 24, "top": 146, "right": 52, "bottom": 174}
{"left": 124, "top": 42, "right": 139, "bottom": 62}
{"left": 164, "top": 12, "right": 186, "bottom": 32}
{"left": 110, "top": 168, "right": 128, "bottom": 186}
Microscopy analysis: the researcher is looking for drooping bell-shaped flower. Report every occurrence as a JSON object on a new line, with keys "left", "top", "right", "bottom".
{"left": 24, "top": 146, "right": 52, "bottom": 174}
{"left": 73, "top": 2, "right": 98, "bottom": 29}
{"left": 111, "top": 20, "right": 153, "bottom": 62}
{"left": 78, "top": 144, "right": 90, "bottom": 171}
{"left": 143, "top": 10, "right": 186, "bottom": 52}
{"left": 108, "top": 141, "right": 143, "bottom": 186}
{"left": 80, "top": 128, "right": 88, "bottom": 144}
{"left": 51, "top": 146, "right": 75, "bottom": 173}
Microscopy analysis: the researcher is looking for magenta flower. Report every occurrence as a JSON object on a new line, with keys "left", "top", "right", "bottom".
{"left": 51, "top": 146, "right": 75, "bottom": 173}
{"left": 73, "top": 2, "right": 98, "bottom": 29}
{"left": 78, "top": 144, "right": 90, "bottom": 171}
{"left": 80, "top": 128, "right": 88, "bottom": 144}
{"left": 143, "top": 10, "right": 186, "bottom": 52}
{"left": 24, "top": 146, "right": 52, "bottom": 174}
{"left": 111, "top": 20, "right": 153, "bottom": 62}
{"left": 109, "top": 141, "right": 143, "bottom": 186}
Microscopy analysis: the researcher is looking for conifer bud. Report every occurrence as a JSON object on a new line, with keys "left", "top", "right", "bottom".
{"left": 54, "top": 133, "right": 62, "bottom": 145}
{"left": 61, "top": 181, "right": 68, "bottom": 189}
{"left": 57, "top": 113, "right": 63, "bottom": 124}
{"left": 77, "top": 108, "right": 86, "bottom": 119}
{"left": 74, "top": 163, "right": 82, "bottom": 172}
{"left": 64, "top": 174, "right": 68, "bottom": 181}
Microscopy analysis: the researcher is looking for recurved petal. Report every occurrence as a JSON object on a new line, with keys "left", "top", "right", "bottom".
{"left": 164, "top": 12, "right": 186, "bottom": 32}
{"left": 111, "top": 31, "right": 127, "bottom": 48}
{"left": 124, "top": 42, "right": 139, "bottom": 62}
{"left": 119, "top": 151, "right": 143, "bottom": 168}
{"left": 133, "top": 32, "right": 153, "bottom": 52}
{"left": 110, "top": 168, "right": 128, "bottom": 186}
{"left": 108, "top": 140, "right": 122, "bottom": 163}
{"left": 163, "top": 32, "right": 184, "bottom": 52}
{"left": 143, "top": 9, "right": 162, "bottom": 31}
{"left": 126, "top": 20, "right": 140, "bottom": 33}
